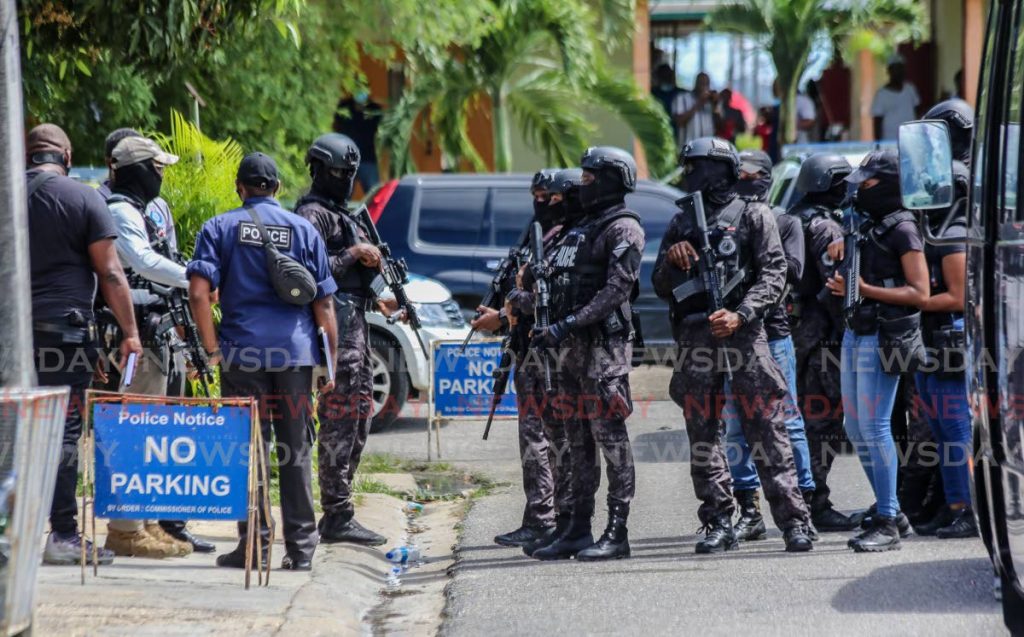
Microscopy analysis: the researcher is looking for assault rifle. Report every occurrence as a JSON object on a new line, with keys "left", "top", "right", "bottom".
{"left": 528, "top": 221, "right": 553, "bottom": 392}
{"left": 482, "top": 221, "right": 553, "bottom": 440}
{"left": 672, "top": 192, "right": 733, "bottom": 381}
{"left": 841, "top": 208, "right": 862, "bottom": 321}
{"left": 353, "top": 205, "right": 429, "bottom": 357}
{"left": 461, "top": 222, "right": 533, "bottom": 352}
{"left": 143, "top": 281, "right": 213, "bottom": 397}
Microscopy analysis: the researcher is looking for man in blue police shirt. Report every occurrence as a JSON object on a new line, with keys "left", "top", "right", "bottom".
{"left": 187, "top": 152, "right": 339, "bottom": 571}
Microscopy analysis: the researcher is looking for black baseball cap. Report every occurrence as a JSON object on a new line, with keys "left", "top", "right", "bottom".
{"left": 846, "top": 149, "right": 899, "bottom": 184}
{"left": 237, "top": 152, "right": 279, "bottom": 189}
{"left": 739, "top": 150, "right": 772, "bottom": 176}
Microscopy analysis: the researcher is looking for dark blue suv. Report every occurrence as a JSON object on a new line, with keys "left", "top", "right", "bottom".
{"left": 366, "top": 173, "right": 684, "bottom": 348}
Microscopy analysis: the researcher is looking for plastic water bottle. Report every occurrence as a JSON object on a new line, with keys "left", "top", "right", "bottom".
{"left": 403, "top": 501, "right": 424, "bottom": 516}
{"left": 385, "top": 545, "right": 421, "bottom": 566}
{"left": 386, "top": 565, "right": 402, "bottom": 590}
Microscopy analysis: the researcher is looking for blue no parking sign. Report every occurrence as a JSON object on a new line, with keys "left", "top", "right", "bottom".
{"left": 431, "top": 340, "right": 517, "bottom": 419}
{"left": 92, "top": 401, "right": 252, "bottom": 521}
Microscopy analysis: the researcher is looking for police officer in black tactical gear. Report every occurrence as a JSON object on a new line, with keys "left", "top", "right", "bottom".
{"left": 528, "top": 147, "right": 644, "bottom": 562}
{"left": 482, "top": 168, "right": 576, "bottom": 551}
{"left": 653, "top": 137, "right": 814, "bottom": 554}
{"left": 786, "top": 153, "right": 861, "bottom": 532}
{"left": 294, "top": 133, "right": 391, "bottom": 547}
{"left": 924, "top": 98, "right": 974, "bottom": 166}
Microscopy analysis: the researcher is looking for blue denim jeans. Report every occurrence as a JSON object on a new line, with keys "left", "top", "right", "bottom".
{"left": 914, "top": 318, "right": 971, "bottom": 505}
{"left": 841, "top": 330, "right": 901, "bottom": 518}
{"left": 725, "top": 336, "right": 816, "bottom": 492}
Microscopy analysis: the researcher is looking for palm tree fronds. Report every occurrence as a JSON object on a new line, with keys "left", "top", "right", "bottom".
{"left": 589, "top": 68, "right": 677, "bottom": 178}
{"left": 507, "top": 73, "right": 593, "bottom": 167}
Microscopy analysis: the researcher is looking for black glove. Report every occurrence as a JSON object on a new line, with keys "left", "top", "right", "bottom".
{"left": 531, "top": 316, "right": 575, "bottom": 349}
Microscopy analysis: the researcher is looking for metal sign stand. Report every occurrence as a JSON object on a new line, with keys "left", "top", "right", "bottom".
{"left": 427, "top": 339, "right": 519, "bottom": 460}
{"left": 81, "top": 390, "right": 268, "bottom": 589}
{"left": 427, "top": 341, "right": 442, "bottom": 461}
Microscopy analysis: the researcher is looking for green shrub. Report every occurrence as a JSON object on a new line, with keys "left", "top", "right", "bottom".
{"left": 155, "top": 111, "right": 244, "bottom": 259}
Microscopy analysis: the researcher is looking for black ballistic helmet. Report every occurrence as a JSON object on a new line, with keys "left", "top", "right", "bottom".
{"left": 531, "top": 168, "right": 558, "bottom": 194}
{"left": 547, "top": 168, "right": 584, "bottom": 196}
{"left": 580, "top": 146, "right": 638, "bottom": 192}
{"left": 678, "top": 137, "right": 740, "bottom": 177}
{"left": 306, "top": 133, "right": 360, "bottom": 171}
{"left": 923, "top": 98, "right": 974, "bottom": 163}
{"left": 796, "top": 153, "right": 853, "bottom": 193}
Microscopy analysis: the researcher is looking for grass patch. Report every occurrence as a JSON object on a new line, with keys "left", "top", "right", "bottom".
{"left": 353, "top": 477, "right": 405, "bottom": 498}
{"left": 357, "top": 453, "right": 407, "bottom": 474}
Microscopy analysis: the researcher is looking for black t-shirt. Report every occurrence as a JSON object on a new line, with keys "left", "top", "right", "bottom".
{"left": 27, "top": 169, "right": 118, "bottom": 322}
{"left": 861, "top": 215, "right": 923, "bottom": 316}
{"left": 924, "top": 222, "right": 966, "bottom": 324}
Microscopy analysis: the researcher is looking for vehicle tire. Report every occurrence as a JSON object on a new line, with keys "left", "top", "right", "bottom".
{"left": 1002, "top": 567, "right": 1024, "bottom": 635}
{"left": 369, "top": 331, "right": 409, "bottom": 432}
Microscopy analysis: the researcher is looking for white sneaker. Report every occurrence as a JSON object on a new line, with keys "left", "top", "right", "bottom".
{"left": 43, "top": 531, "right": 114, "bottom": 566}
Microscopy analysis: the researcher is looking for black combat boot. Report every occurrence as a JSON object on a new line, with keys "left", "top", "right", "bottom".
{"left": 532, "top": 512, "right": 594, "bottom": 561}
{"left": 850, "top": 516, "right": 901, "bottom": 552}
{"left": 733, "top": 490, "right": 767, "bottom": 541}
{"left": 912, "top": 506, "right": 955, "bottom": 536}
{"left": 783, "top": 525, "right": 814, "bottom": 552}
{"left": 800, "top": 490, "right": 819, "bottom": 541}
{"left": 523, "top": 513, "right": 571, "bottom": 557}
{"left": 494, "top": 524, "right": 552, "bottom": 547}
{"left": 695, "top": 514, "right": 739, "bottom": 554}
{"left": 318, "top": 513, "right": 387, "bottom": 546}
{"left": 935, "top": 506, "right": 980, "bottom": 539}
{"left": 577, "top": 504, "right": 630, "bottom": 561}
{"left": 812, "top": 505, "right": 860, "bottom": 532}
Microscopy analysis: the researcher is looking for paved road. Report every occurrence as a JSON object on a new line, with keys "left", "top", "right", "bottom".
{"left": 367, "top": 394, "right": 1005, "bottom": 636}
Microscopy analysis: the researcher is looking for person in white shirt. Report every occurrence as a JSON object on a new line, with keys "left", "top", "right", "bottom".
{"left": 795, "top": 92, "right": 817, "bottom": 144}
{"left": 672, "top": 72, "right": 716, "bottom": 148}
{"left": 871, "top": 55, "right": 920, "bottom": 141}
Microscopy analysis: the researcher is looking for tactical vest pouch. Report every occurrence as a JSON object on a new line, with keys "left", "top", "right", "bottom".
{"left": 877, "top": 311, "right": 926, "bottom": 375}
{"left": 245, "top": 205, "right": 318, "bottom": 306}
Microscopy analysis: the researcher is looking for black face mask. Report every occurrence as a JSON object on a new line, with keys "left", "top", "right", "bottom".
{"left": 533, "top": 196, "right": 551, "bottom": 219}
{"left": 684, "top": 159, "right": 735, "bottom": 206}
{"left": 113, "top": 161, "right": 163, "bottom": 205}
{"left": 734, "top": 176, "right": 771, "bottom": 201}
{"left": 854, "top": 178, "right": 902, "bottom": 220}
{"left": 311, "top": 165, "right": 355, "bottom": 204}
{"left": 579, "top": 169, "right": 626, "bottom": 213}
{"left": 545, "top": 191, "right": 583, "bottom": 227}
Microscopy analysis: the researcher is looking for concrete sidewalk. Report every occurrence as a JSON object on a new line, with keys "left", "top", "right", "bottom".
{"left": 34, "top": 492, "right": 459, "bottom": 636}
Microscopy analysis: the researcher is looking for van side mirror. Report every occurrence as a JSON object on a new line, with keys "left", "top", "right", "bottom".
{"left": 898, "top": 120, "right": 954, "bottom": 210}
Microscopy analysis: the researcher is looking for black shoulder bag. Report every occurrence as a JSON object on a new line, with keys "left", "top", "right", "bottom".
{"left": 244, "top": 204, "right": 318, "bottom": 305}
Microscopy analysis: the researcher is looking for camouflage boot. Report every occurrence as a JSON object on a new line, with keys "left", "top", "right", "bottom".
{"left": 145, "top": 522, "right": 192, "bottom": 556}
{"left": 104, "top": 528, "right": 180, "bottom": 559}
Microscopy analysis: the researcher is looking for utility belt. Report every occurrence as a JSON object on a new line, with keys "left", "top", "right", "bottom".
{"left": 33, "top": 310, "right": 97, "bottom": 345}
{"left": 845, "top": 277, "right": 905, "bottom": 334}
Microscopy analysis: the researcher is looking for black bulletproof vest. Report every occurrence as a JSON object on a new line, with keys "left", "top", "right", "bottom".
{"left": 296, "top": 194, "right": 375, "bottom": 295}
{"left": 793, "top": 202, "right": 840, "bottom": 299}
{"left": 548, "top": 205, "right": 640, "bottom": 318}
{"left": 670, "top": 197, "right": 752, "bottom": 315}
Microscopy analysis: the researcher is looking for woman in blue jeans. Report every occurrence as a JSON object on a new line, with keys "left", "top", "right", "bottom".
{"left": 826, "top": 150, "right": 929, "bottom": 552}
{"left": 910, "top": 163, "right": 977, "bottom": 539}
